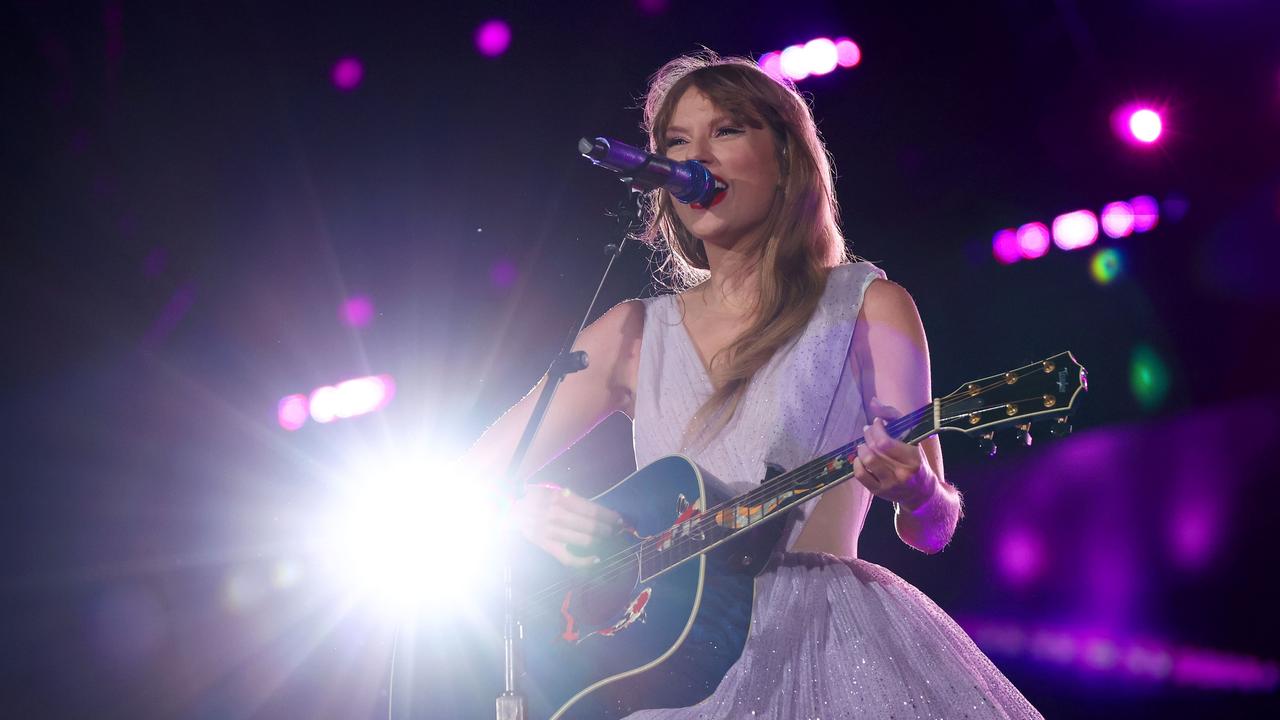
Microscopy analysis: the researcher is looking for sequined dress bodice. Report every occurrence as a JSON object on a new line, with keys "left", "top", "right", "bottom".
{"left": 632, "top": 262, "right": 886, "bottom": 550}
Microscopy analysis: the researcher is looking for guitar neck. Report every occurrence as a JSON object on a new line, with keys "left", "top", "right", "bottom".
{"left": 637, "top": 403, "right": 934, "bottom": 582}
{"left": 637, "top": 351, "right": 1087, "bottom": 582}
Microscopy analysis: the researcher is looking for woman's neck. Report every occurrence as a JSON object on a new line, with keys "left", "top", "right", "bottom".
{"left": 695, "top": 241, "right": 760, "bottom": 315}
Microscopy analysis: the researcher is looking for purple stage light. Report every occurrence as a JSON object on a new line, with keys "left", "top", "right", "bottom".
{"left": 1169, "top": 497, "right": 1220, "bottom": 570}
{"left": 758, "top": 51, "right": 784, "bottom": 82}
{"left": 780, "top": 45, "right": 809, "bottom": 81}
{"left": 804, "top": 38, "right": 839, "bottom": 76}
{"left": 331, "top": 57, "right": 364, "bottom": 91}
{"left": 963, "top": 618, "right": 1278, "bottom": 691}
{"left": 996, "top": 527, "right": 1045, "bottom": 586}
{"left": 1100, "top": 201, "right": 1135, "bottom": 239}
{"left": 1131, "top": 195, "right": 1160, "bottom": 232}
{"left": 835, "top": 38, "right": 861, "bottom": 68}
{"left": 340, "top": 295, "right": 375, "bottom": 328}
{"left": 992, "top": 229, "right": 1021, "bottom": 264}
{"left": 490, "top": 258, "right": 518, "bottom": 288}
{"left": 1052, "top": 209, "right": 1099, "bottom": 251}
{"left": 1128, "top": 108, "right": 1163, "bottom": 143}
{"left": 278, "top": 394, "right": 309, "bottom": 431}
{"left": 635, "top": 0, "right": 669, "bottom": 14}
{"left": 1016, "top": 222, "right": 1051, "bottom": 259}
{"left": 475, "top": 19, "right": 512, "bottom": 58}
{"left": 309, "top": 385, "right": 340, "bottom": 424}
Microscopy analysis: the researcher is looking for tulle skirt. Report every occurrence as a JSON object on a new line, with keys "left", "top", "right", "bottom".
{"left": 623, "top": 552, "right": 1042, "bottom": 720}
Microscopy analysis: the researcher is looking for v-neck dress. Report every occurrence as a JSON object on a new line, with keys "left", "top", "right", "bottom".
{"left": 625, "top": 262, "right": 1041, "bottom": 719}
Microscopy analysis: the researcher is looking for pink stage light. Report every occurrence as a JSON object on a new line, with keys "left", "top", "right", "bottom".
{"left": 1100, "top": 201, "right": 1136, "bottom": 239}
{"left": 1113, "top": 103, "right": 1165, "bottom": 146}
{"left": 340, "top": 295, "right": 375, "bottom": 328}
{"left": 758, "top": 51, "right": 784, "bottom": 82}
{"left": 1016, "top": 222, "right": 1051, "bottom": 259}
{"left": 277, "top": 394, "right": 308, "bottom": 431}
{"left": 475, "top": 19, "right": 512, "bottom": 58}
{"left": 331, "top": 57, "right": 364, "bottom": 91}
{"left": 296, "top": 374, "right": 396, "bottom": 427}
{"left": 992, "top": 229, "right": 1021, "bottom": 265}
{"left": 779, "top": 45, "right": 810, "bottom": 81}
{"left": 1051, "top": 209, "right": 1099, "bottom": 251}
{"left": 1128, "top": 109, "right": 1163, "bottom": 143}
{"left": 1130, "top": 195, "right": 1160, "bottom": 232}
{"left": 803, "top": 38, "right": 839, "bottom": 76}
{"left": 835, "top": 38, "right": 861, "bottom": 68}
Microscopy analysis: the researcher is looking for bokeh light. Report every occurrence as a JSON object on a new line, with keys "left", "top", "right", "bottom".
{"left": 780, "top": 45, "right": 810, "bottom": 81}
{"left": 997, "top": 527, "right": 1045, "bottom": 586}
{"left": 992, "top": 228, "right": 1021, "bottom": 264}
{"left": 306, "top": 374, "right": 396, "bottom": 425}
{"left": 1128, "top": 108, "right": 1163, "bottom": 143}
{"left": 277, "top": 393, "right": 309, "bottom": 431}
{"left": 758, "top": 51, "right": 783, "bottom": 82}
{"left": 1130, "top": 344, "right": 1171, "bottom": 411}
{"left": 1052, "top": 209, "right": 1099, "bottom": 251}
{"left": 331, "top": 57, "right": 364, "bottom": 91}
{"left": 340, "top": 295, "right": 375, "bottom": 328}
{"left": 1016, "top": 222, "right": 1051, "bottom": 259}
{"left": 1089, "top": 248, "right": 1124, "bottom": 285}
{"left": 803, "top": 38, "right": 839, "bottom": 76}
{"left": 475, "top": 19, "right": 512, "bottom": 58}
{"left": 835, "top": 38, "right": 861, "bottom": 68}
{"left": 1113, "top": 102, "right": 1166, "bottom": 145}
{"left": 1131, "top": 195, "right": 1160, "bottom": 232}
{"left": 1101, "top": 201, "right": 1136, "bottom": 238}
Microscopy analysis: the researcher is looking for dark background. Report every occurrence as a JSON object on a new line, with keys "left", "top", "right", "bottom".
{"left": 2, "top": 1, "right": 1278, "bottom": 717}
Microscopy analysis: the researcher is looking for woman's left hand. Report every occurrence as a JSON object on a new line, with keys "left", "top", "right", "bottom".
{"left": 852, "top": 397, "right": 939, "bottom": 510}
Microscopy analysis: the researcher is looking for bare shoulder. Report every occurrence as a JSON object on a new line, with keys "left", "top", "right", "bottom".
{"left": 859, "top": 278, "right": 921, "bottom": 329}
{"left": 851, "top": 278, "right": 931, "bottom": 408}
{"left": 577, "top": 299, "right": 647, "bottom": 416}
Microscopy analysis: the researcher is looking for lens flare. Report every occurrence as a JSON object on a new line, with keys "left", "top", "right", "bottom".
{"left": 1130, "top": 344, "right": 1171, "bottom": 411}
{"left": 1089, "top": 248, "right": 1124, "bottom": 285}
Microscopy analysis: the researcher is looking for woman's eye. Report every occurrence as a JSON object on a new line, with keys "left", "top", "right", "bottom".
{"left": 666, "top": 137, "right": 687, "bottom": 147}
{"left": 716, "top": 127, "right": 743, "bottom": 136}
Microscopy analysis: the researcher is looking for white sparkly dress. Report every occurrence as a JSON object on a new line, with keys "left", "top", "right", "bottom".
{"left": 625, "top": 262, "right": 1042, "bottom": 719}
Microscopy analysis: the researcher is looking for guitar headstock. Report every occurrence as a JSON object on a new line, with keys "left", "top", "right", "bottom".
{"left": 900, "top": 351, "right": 1087, "bottom": 453}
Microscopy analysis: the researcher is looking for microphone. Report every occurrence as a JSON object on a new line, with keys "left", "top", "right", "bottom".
{"left": 578, "top": 137, "right": 725, "bottom": 205}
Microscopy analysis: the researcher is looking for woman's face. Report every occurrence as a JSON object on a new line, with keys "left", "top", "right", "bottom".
{"left": 662, "top": 87, "right": 782, "bottom": 254}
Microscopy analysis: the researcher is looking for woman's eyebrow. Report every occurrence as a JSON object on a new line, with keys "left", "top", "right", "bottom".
{"left": 665, "top": 115, "right": 740, "bottom": 135}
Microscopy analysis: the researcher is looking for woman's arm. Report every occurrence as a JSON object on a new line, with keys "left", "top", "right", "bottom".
{"left": 459, "top": 300, "right": 645, "bottom": 566}
{"left": 462, "top": 299, "right": 646, "bottom": 482}
{"left": 850, "top": 279, "right": 961, "bottom": 554}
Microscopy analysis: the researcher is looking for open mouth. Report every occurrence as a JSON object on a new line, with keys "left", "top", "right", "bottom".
{"left": 689, "top": 175, "right": 728, "bottom": 210}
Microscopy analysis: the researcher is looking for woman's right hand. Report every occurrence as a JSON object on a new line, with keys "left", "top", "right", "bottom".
{"left": 512, "top": 484, "right": 625, "bottom": 568}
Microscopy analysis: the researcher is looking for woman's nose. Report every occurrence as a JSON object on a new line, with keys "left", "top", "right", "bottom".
{"left": 685, "top": 136, "right": 716, "bottom": 166}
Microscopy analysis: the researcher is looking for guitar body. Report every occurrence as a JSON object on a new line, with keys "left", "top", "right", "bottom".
{"left": 520, "top": 455, "right": 787, "bottom": 720}
{"left": 513, "top": 351, "right": 1088, "bottom": 719}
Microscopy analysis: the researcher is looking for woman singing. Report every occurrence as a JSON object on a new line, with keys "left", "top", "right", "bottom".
{"left": 465, "top": 51, "right": 1041, "bottom": 719}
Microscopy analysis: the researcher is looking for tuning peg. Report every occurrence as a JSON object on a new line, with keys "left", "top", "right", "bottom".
{"left": 1015, "top": 423, "right": 1033, "bottom": 447}
{"left": 1050, "top": 416, "right": 1073, "bottom": 438}
{"left": 977, "top": 431, "right": 998, "bottom": 457}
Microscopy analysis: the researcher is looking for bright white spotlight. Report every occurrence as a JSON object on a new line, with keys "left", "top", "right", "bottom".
{"left": 320, "top": 455, "right": 502, "bottom": 616}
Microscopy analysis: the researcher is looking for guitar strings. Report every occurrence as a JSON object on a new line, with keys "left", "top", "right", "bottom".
{"left": 523, "top": 380, "right": 1060, "bottom": 613}
{"left": 524, "top": 383, "right": 1057, "bottom": 614}
{"left": 522, "top": 364, "right": 1069, "bottom": 612}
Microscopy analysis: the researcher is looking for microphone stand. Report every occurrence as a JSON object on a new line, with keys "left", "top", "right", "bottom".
{"left": 495, "top": 189, "right": 642, "bottom": 720}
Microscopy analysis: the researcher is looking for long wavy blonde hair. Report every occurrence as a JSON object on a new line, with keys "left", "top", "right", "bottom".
{"left": 639, "top": 51, "right": 850, "bottom": 443}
